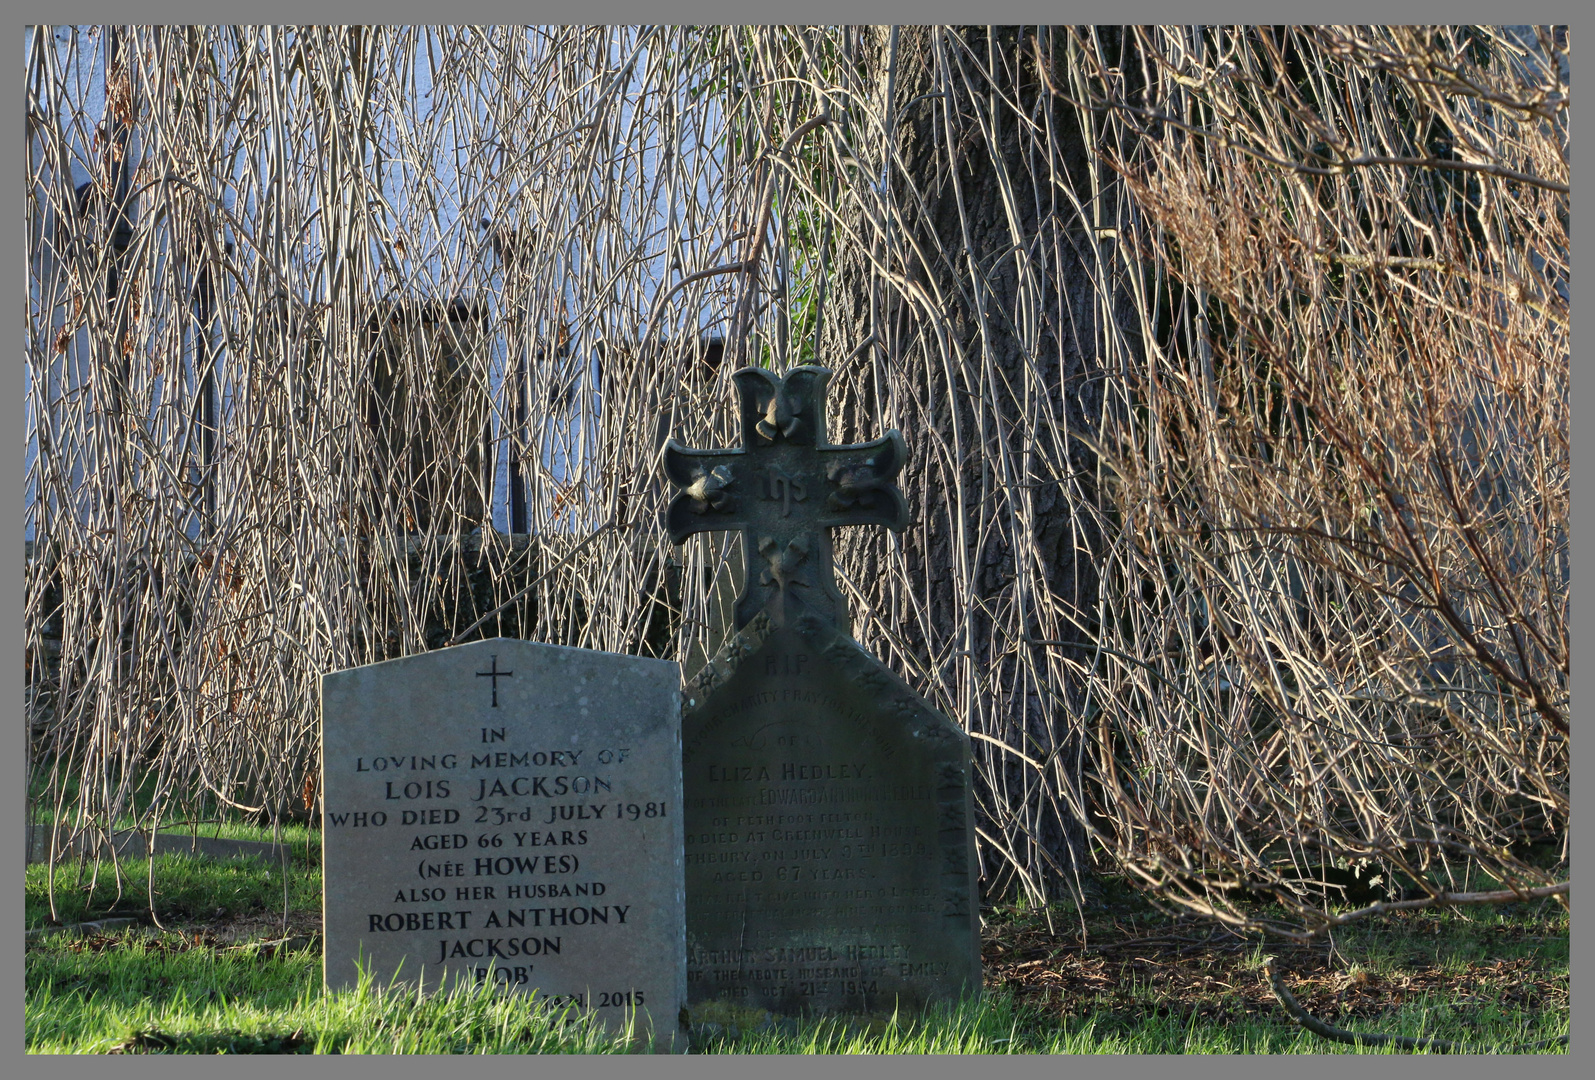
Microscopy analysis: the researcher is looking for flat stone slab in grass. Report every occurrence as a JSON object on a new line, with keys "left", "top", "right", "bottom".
{"left": 321, "top": 637, "right": 685, "bottom": 1051}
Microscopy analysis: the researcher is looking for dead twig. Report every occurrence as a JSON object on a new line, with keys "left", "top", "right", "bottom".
{"left": 1264, "top": 957, "right": 1567, "bottom": 1053}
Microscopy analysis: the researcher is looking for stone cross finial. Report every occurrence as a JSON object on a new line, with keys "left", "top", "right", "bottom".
{"left": 662, "top": 365, "right": 908, "bottom": 631}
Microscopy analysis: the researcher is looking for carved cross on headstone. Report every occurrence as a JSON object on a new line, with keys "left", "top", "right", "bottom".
{"left": 475, "top": 654, "right": 513, "bottom": 707}
{"left": 662, "top": 365, "right": 907, "bottom": 631}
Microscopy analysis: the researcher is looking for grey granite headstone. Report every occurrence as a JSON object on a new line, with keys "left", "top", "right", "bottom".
{"left": 663, "top": 365, "right": 981, "bottom": 1017}
{"left": 321, "top": 637, "right": 685, "bottom": 1051}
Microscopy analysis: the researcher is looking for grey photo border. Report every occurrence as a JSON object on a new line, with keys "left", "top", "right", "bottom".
{"left": 10, "top": 6, "right": 1582, "bottom": 1080}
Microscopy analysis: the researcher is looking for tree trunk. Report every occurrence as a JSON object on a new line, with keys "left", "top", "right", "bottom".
{"left": 823, "top": 26, "right": 1110, "bottom": 903}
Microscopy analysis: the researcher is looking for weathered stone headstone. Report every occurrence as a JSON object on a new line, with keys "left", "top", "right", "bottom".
{"left": 663, "top": 365, "right": 981, "bottom": 1017}
{"left": 321, "top": 637, "right": 686, "bottom": 1050}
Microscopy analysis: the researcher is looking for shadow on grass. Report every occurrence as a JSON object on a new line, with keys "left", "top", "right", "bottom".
{"left": 28, "top": 934, "right": 647, "bottom": 1054}
{"left": 27, "top": 852, "right": 321, "bottom": 930}
{"left": 111, "top": 1026, "right": 314, "bottom": 1054}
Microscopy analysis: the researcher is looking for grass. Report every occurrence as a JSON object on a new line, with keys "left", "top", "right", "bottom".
{"left": 977, "top": 878, "right": 1568, "bottom": 1055}
{"left": 140, "top": 817, "right": 319, "bottom": 850}
{"left": 26, "top": 937, "right": 632, "bottom": 1054}
{"left": 31, "top": 767, "right": 321, "bottom": 853}
{"left": 27, "top": 852, "right": 320, "bottom": 931}
{"left": 24, "top": 840, "right": 1569, "bottom": 1054}
{"left": 32, "top": 811, "right": 321, "bottom": 853}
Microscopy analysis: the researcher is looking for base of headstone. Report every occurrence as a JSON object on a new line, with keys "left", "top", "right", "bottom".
{"left": 680, "top": 609, "right": 982, "bottom": 1017}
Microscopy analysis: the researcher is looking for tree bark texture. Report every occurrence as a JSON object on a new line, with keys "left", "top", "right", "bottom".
{"left": 821, "top": 26, "right": 1109, "bottom": 900}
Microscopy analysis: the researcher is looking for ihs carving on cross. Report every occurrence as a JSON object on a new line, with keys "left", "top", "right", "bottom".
{"left": 662, "top": 365, "right": 908, "bottom": 632}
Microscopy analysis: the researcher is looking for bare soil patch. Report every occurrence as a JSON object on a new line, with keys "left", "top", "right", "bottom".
{"left": 981, "top": 898, "right": 1567, "bottom": 1032}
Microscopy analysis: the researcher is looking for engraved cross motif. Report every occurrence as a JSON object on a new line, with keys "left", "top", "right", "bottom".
{"left": 662, "top": 365, "right": 908, "bottom": 631}
{"left": 475, "top": 654, "right": 514, "bottom": 707}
